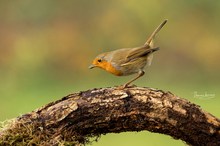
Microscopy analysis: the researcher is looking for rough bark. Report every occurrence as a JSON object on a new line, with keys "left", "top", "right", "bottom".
{"left": 0, "top": 87, "right": 219, "bottom": 146}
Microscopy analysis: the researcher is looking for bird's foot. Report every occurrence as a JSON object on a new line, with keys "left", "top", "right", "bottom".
{"left": 116, "top": 84, "right": 136, "bottom": 90}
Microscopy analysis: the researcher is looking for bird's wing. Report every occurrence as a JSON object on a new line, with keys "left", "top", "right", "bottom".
{"left": 125, "top": 45, "right": 159, "bottom": 61}
{"left": 119, "top": 46, "right": 159, "bottom": 67}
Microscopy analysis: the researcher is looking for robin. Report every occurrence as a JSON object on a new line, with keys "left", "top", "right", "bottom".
{"left": 89, "top": 19, "right": 167, "bottom": 88}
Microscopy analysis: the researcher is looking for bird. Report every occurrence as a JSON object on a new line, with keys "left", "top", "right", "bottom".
{"left": 89, "top": 19, "right": 167, "bottom": 88}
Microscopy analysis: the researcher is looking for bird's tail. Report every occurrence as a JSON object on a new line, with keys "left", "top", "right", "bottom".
{"left": 144, "top": 19, "right": 168, "bottom": 46}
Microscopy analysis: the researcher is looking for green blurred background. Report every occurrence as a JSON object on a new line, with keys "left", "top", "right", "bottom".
{"left": 0, "top": 0, "right": 219, "bottom": 145}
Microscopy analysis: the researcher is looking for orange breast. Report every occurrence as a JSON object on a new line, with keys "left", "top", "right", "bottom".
{"left": 98, "top": 60, "right": 123, "bottom": 76}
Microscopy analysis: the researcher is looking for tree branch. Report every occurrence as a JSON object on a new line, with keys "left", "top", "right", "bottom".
{"left": 0, "top": 87, "right": 219, "bottom": 146}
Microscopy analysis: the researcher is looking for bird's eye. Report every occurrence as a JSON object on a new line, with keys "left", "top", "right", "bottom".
{"left": 97, "top": 59, "right": 102, "bottom": 62}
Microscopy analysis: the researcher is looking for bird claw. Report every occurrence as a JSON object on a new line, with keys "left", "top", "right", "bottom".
{"left": 116, "top": 85, "right": 126, "bottom": 90}
{"left": 116, "top": 84, "right": 136, "bottom": 90}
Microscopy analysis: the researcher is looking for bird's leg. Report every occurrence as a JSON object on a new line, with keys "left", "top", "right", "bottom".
{"left": 122, "top": 70, "right": 145, "bottom": 88}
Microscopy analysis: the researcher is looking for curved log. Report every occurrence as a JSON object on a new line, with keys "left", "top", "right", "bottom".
{"left": 0, "top": 87, "right": 219, "bottom": 146}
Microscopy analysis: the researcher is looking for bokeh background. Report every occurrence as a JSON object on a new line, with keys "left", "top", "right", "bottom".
{"left": 0, "top": 0, "right": 219, "bottom": 145}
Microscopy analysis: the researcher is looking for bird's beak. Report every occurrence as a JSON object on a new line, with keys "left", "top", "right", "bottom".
{"left": 88, "top": 64, "right": 96, "bottom": 69}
